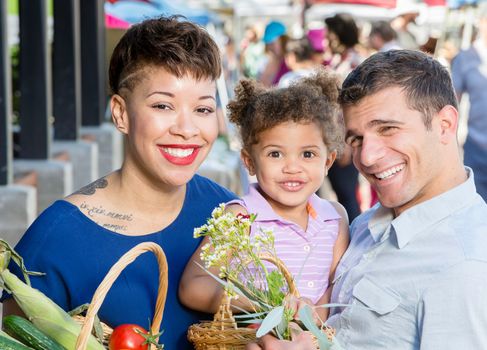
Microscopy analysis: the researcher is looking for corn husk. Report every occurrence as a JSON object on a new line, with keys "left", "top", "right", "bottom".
{"left": 0, "top": 240, "right": 104, "bottom": 350}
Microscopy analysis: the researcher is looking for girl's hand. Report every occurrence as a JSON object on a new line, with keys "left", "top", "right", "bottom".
{"left": 283, "top": 295, "right": 320, "bottom": 325}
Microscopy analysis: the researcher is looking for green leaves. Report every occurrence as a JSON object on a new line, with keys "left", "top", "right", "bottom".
{"left": 0, "top": 238, "right": 44, "bottom": 286}
{"left": 266, "top": 270, "right": 286, "bottom": 306}
{"left": 256, "top": 305, "right": 284, "bottom": 338}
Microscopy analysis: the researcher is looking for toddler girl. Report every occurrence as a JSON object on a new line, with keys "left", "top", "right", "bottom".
{"left": 180, "top": 68, "right": 350, "bottom": 321}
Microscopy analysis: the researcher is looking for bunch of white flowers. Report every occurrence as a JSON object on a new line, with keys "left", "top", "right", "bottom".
{"left": 194, "top": 204, "right": 285, "bottom": 305}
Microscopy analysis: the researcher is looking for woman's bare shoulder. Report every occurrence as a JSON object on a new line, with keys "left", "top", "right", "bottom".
{"left": 64, "top": 175, "right": 134, "bottom": 234}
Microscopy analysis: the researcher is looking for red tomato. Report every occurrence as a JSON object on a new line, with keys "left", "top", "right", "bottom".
{"left": 246, "top": 323, "right": 260, "bottom": 329}
{"left": 108, "top": 324, "right": 148, "bottom": 350}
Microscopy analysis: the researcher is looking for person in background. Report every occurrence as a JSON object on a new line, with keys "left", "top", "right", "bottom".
{"left": 1, "top": 16, "right": 237, "bottom": 349}
{"left": 180, "top": 68, "right": 350, "bottom": 323}
{"left": 248, "top": 49, "right": 487, "bottom": 350}
{"left": 369, "top": 20, "right": 401, "bottom": 52}
{"left": 323, "top": 13, "right": 363, "bottom": 221}
{"left": 278, "top": 37, "right": 320, "bottom": 87}
{"left": 324, "top": 13, "right": 363, "bottom": 78}
{"left": 451, "top": 4, "right": 487, "bottom": 202}
{"left": 390, "top": 4, "right": 420, "bottom": 50}
{"left": 258, "top": 20, "right": 291, "bottom": 87}
{"left": 240, "top": 25, "right": 265, "bottom": 79}
{"left": 307, "top": 27, "right": 327, "bottom": 65}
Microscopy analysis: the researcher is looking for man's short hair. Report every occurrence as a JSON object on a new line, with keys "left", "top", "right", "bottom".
{"left": 285, "top": 37, "right": 315, "bottom": 62}
{"left": 370, "top": 21, "right": 397, "bottom": 42}
{"left": 339, "top": 50, "right": 457, "bottom": 128}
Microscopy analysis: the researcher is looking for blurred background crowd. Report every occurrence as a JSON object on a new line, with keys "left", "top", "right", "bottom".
{"left": 7, "top": 0, "right": 487, "bottom": 220}
{"left": 147, "top": 0, "right": 484, "bottom": 220}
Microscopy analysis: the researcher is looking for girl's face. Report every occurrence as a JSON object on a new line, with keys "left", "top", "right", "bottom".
{"left": 242, "top": 121, "right": 336, "bottom": 218}
{"left": 111, "top": 66, "right": 218, "bottom": 188}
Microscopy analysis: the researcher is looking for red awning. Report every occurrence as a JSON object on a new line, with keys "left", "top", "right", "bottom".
{"left": 422, "top": 0, "right": 446, "bottom": 5}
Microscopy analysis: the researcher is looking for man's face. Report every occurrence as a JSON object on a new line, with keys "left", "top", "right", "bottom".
{"left": 344, "top": 86, "right": 446, "bottom": 216}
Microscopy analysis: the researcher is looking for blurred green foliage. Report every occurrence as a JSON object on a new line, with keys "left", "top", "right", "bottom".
{"left": 8, "top": 0, "right": 53, "bottom": 16}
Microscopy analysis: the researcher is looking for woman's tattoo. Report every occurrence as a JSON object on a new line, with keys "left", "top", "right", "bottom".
{"left": 74, "top": 178, "right": 108, "bottom": 195}
{"left": 80, "top": 202, "right": 133, "bottom": 222}
{"left": 80, "top": 202, "right": 133, "bottom": 233}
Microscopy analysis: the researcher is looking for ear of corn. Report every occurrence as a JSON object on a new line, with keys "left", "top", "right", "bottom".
{"left": 1, "top": 269, "right": 71, "bottom": 326}
{"left": 30, "top": 316, "right": 105, "bottom": 350}
{"left": 0, "top": 240, "right": 105, "bottom": 350}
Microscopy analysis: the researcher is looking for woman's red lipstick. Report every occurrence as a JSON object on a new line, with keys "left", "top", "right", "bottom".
{"left": 158, "top": 144, "right": 200, "bottom": 165}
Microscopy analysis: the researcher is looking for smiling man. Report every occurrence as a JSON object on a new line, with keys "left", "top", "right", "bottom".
{"left": 249, "top": 50, "right": 487, "bottom": 350}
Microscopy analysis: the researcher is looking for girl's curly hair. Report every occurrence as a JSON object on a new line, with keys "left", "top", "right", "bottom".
{"left": 227, "top": 67, "right": 345, "bottom": 157}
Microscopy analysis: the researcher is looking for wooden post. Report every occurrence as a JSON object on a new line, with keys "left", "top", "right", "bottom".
{"left": 80, "top": 0, "right": 106, "bottom": 126}
{"left": 53, "top": 0, "right": 81, "bottom": 140}
{"left": 18, "top": 0, "right": 51, "bottom": 159}
{"left": 0, "top": 0, "right": 12, "bottom": 184}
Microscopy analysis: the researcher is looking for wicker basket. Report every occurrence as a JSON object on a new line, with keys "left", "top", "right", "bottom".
{"left": 74, "top": 242, "right": 168, "bottom": 350}
{"left": 187, "top": 253, "right": 306, "bottom": 350}
{"left": 72, "top": 315, "right": 113, "bottom": 347}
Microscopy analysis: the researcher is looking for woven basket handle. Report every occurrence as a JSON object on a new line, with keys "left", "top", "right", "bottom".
{"left": 75, "top": 242, "right": 168, "bottom": 350}
{"left": 251, "top": 252, "right": 300, "bottom": 297}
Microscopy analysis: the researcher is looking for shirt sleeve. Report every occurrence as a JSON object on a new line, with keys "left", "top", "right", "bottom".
{"left": 417, "top": 260, "right": 487, "bottom": 349}
{"left": 451, "top": 52, "right": 466, "bottom": 96}
{"left": 0, "top": 206, "right": 72, "bottom": 310}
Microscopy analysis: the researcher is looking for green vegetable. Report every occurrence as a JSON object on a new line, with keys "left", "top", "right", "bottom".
{"left": 3, "top": 315, "right": 66, "bottom": 350}
{"left": 0, "top": 239, "right": 104, "bottom": 350}
{"left": 0, "top": 333, "right": 34, "bottom": 350}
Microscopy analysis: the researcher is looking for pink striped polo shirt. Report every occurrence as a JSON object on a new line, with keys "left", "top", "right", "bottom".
{"left": 227, "top": 183, "right": 342, "bottom": 303}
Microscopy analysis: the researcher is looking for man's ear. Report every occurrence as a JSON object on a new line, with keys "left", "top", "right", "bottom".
{"left": 111, "top": 94, "right": 129, "bottom": 135}
{"left": 241, "top": 149, "right": 256, "bottom": 176}
{"left": 436, "top": 105, "right": 459, "bottom": 145}
{"left": 325, "top": 150, "right": 337, "bottom": 176}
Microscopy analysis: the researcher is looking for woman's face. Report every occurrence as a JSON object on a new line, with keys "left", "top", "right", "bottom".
{"left": 266, "top": 37, "right": 285, "bottom": 57}
{"left": 112, "top": 66, "right": 218, "bottom": 188}
{"left": 326, "top": 30, "right": 342, "bottom": 54}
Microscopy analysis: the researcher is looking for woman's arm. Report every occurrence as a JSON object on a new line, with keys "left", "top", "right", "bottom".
{"left": 315, "top": 201, "right": 351, "bottom": 320}
{"left": 313, "top": 286, "right": 332, "bottom": 321}
{"left": 328, "top": 201, "right": 350, "bottom": 285}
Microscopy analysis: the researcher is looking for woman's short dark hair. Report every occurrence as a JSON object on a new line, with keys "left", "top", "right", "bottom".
{"left": 339, "top": 50, "right": 458, "bottom": 128}
{"left": 109, "top": 16, "right": 221, "bottom": 95}
{"left": 228, "top": 68, "right": 345, "bottom": 157}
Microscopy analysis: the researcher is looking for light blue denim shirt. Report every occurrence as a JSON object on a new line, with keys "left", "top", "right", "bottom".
{"left": 328, "top": 168, "right": 487, "bottom": 349}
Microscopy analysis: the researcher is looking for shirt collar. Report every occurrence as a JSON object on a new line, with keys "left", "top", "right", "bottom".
{"left": 368, "top": 204, "right": 395, "bottom": 243}
{"left": 368, "top": 167, "right": 477, "bottom": 249}
{"left": 244, "top": 183, "right": 341, "bottom": 223}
